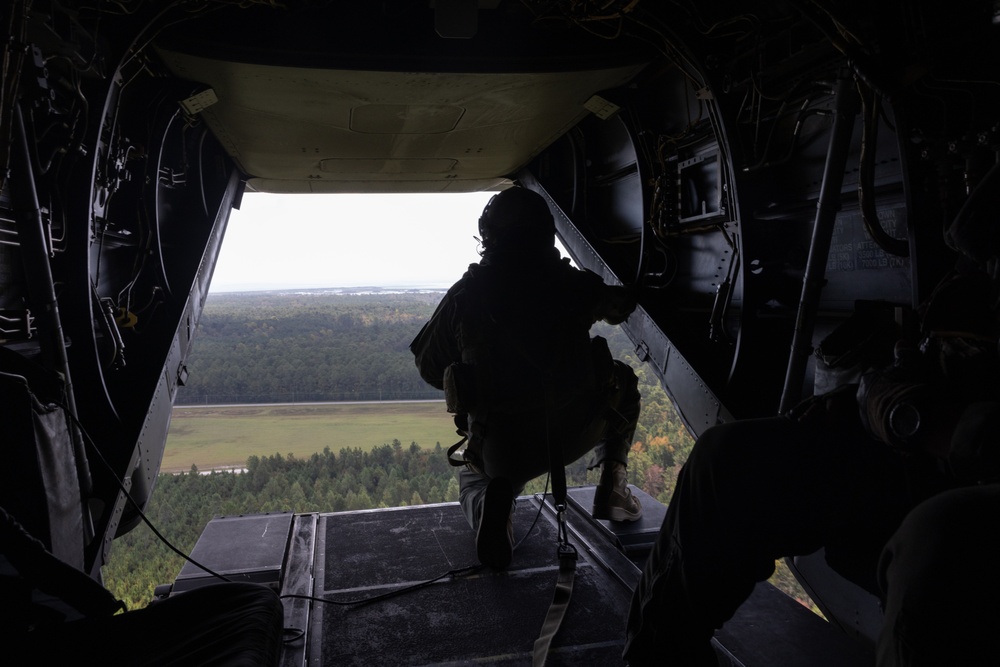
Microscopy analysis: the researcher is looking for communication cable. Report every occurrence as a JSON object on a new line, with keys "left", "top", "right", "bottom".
{"left": 281, "top": 473, "right": 552, "bottom": 609}
{"left": 63, "top": 403, "right": 234, "bottom": 589}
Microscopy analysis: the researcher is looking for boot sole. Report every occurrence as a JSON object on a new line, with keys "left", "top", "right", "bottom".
{"left": 592, "top": 486, "right": 643, "bottom": 522}
{"left": 591, "top": 505, "right": 642, "bottom": 522}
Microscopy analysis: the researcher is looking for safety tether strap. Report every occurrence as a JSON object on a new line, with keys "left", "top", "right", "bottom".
{"left": 531, "top": 406, "right": 578, "bottom": 667}
{"left": 531, "top": 544, "right": 577, "bottom": 666}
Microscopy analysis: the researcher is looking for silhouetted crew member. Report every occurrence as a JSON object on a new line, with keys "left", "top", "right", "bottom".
{"left": 623, "top": 268, "right": 1000, "bottom": 667}
{"left": 411, "top": 186, "right": 642, "bottom": 569}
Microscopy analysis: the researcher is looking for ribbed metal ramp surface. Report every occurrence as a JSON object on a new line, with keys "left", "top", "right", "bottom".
{"left": 312, "top": 497, "right": 633, "bottom": 666}
{"left": 273, "top": 487, "right": 873, "bottom": 667}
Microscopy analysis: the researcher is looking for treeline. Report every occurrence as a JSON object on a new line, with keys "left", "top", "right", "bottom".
{"left": 175, "top": 290, "right": 694, "bottom": 466}
{"left": 177, "top": 291, "right": 445, "bottom": 404}
{"left": 178, "top": 289, "right": 698, "bottom": 498}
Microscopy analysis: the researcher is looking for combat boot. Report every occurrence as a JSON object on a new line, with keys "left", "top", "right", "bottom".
{"left": 592, "top": 460, "right": 642, "bottom": 522}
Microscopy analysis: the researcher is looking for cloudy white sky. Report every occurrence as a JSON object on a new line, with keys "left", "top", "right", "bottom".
{"left": 209, "top": 191, "right": 497, "bottom": 292}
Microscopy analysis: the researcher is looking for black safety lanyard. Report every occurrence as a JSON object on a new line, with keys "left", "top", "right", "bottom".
{"left": 531, "top": 403, "right": 578, "bottom": 667}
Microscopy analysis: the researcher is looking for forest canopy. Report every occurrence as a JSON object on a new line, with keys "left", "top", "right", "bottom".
{"left": 177, "top": 290, "right": 445, "bottom": 404}
{"left": 176, "top": 289, "right": 692, "bottom": 467}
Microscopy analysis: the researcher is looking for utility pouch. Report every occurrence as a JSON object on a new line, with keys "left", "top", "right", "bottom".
{"left": 443, "top": 362, "right": 477, "bottom": 414}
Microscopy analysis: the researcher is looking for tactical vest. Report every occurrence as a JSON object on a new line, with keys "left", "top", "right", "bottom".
{"left": 446, "top": 260, "right": 602, "bottom": 417}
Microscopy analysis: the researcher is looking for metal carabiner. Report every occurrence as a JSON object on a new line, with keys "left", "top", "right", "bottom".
{"left": 555, "top": 504, "right": 577, "bottom": 560}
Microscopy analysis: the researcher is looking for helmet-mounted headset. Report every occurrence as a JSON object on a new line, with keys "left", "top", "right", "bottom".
{"left": 477, "top": 187, "right": 555, "bottom": 250}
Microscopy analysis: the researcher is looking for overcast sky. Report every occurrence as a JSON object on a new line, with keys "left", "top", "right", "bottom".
{"left": 209, "top": 192, "right": 497, "bottom": 292}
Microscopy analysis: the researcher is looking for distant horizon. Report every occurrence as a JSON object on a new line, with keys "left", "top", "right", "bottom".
{"left": 207, "top": 282, "right": 451, "bottom": 295}
{"left": 207, "top": 280, "right": 454, "bottom": 294}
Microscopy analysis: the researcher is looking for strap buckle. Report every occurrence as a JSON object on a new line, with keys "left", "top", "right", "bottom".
{"left": 557, "top": 542, "right": 578, "bottom": 562}
{"left": 555, "top": 503, "right": 577, "bottom": 561}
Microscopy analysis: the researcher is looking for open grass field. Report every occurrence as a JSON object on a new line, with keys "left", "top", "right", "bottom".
{"left": 162, "top": 401, "right": 454, "bottom": 473}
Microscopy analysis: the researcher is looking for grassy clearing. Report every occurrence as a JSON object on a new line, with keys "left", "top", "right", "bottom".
{"left": 163, "top": 401, "right": 454, "bottom": 472}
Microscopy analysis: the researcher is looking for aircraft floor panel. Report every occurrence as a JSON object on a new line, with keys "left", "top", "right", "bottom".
{"left": 312, "top": 499, "right": 632, "bottom": 666}
{"left": 270, "top": 490, "right": 873, "bottom": 666}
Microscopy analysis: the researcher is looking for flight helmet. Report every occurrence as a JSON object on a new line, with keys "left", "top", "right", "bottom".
{"left": 478, "top": 187, "right": 555, "bottom": 252}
